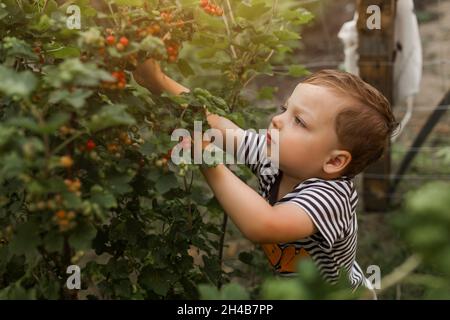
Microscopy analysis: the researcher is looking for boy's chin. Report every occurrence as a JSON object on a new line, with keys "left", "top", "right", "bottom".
{"left": 267, "top": 144, "right": 276, "bottom": 159}
{"left": 267, "top": 144, "right": 281, "bottom": 162}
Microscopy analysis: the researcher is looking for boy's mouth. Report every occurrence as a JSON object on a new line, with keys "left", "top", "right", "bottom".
{"left": 266, "top": 132, "right": 272, "bottom": 144}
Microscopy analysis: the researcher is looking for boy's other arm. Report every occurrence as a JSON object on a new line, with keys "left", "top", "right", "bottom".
{"left": 134, "top": 58, "right": 244, "bottom": 155}
{"left": 201, "top": 164, "right": 317, "bottom": 243}
{"left": 133, "top": 58, "right": 190, "bottom": 95}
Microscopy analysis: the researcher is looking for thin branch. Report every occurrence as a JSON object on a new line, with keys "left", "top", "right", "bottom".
{"left": 224, "top": 0, "right": 236, "bottom": 26}
{"left": 242, "top": 0, "right": 280, "bottom": 88}
{"left": 51, "top": 131, "right": 84, "bottom": 156}
{"left": 242, "top": 49, "right": 275, "bottom": 89}
{"left": 107, "top": 1, "right": 119, "bottom": 27}
{"left": 221, "top": 5, "right": 237, "bottom": 59}
{"left": 183, "top": 174, "right": 193, "bottom": 230}
{"left": 42, "top": 0, "right": 49, "bottom": 13}
{"left": 15, "top": 0, "right": 23, "bottom": 10}
{"left": 217, "top": 213, "right": 228, "bottom": 289}
{"left": 362, "top": 254, "right": 422, "bottom": 299}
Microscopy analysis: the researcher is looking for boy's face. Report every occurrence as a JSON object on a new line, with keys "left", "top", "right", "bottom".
{"left": 268, "top": 83, "right": 350, "bottom": 180}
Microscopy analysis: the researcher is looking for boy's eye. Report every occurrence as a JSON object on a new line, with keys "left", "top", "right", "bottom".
{"left": 279, "top": 105, "right": 287, "bottom": 113}
{"left": 295, "top": 117, "right": 307, "bottom": 128}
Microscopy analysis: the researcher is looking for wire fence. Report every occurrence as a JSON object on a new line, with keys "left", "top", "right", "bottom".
{"left": 250, "top": 0, "right": 450, "bottom": 206}
{"left": 327, "top": 0, "right": 449, "bottom": 206}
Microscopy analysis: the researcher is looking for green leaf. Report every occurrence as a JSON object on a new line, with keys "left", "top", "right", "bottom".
{"left": 0, "top": 6, "right": 8, "bottom": 20}
{"left": 197, "top": 47, "right": 217, "bottom": 59}
{"left": 9, "top": 112, "right": 69, "bottom": 134}
{"left": 113, "top": 0, "right": 143, "bottom": 6}
{"left": 177, "top": 58, "right": 195, "bottom": 77}
{"left": 179, "top": 0, "right": 198, "bottom": 6}
{"left": 0, "top": 126, "right": 17, "bottom": 148}
{"left": 274, "top": 30, "right": 301, "bottom": 41}
{"left": 252, "top": 34, "right": 279, "bottom": 47}
{"left": 138, "top": 267, "right": 176, "bottom": 296}
{"left": 31, "top": 14, "right": 54, "bottom": 32}
{"left": 199, "top": 283, "right": 249, "bottom": 300}
{"left": 0, "top": 283, "right": 37, "bottom": 300}
{"left": 43, "top": 231, "right": 64, "bottom": 253}
{"left": 2, "top": 36, "right": 36, "bottom": 60}
{"left": 41, "top": 112, "right": 70, "bottom": 134}
{"left": 226, "top": 113, "right": 245, "bottom": 128}
{"left": 235, "top": 1, "right": 271, "bottom": 21}
{"left": 90, "top": 187, "right": 117, "bottom": 209}
{"left": 105, "top": 173, "right": 133, "bottom": 196}
{"left": 47, "top": 46, "right": 80, "bottom": 59}
{"left": 85, "top": 104, "right": 136, "bottom": 132}
{"left": 63, "top": 191, "right": 83, "bottom": 209}
{"left": 0, "top": 152, "right": 25, "bottom": 179}
{"left": 43, "top": 59, "right": 113, "bottom": 88}
{"left": 282, "top": 8, "right": 314, "bottom": 26}
{"left": 68, "top": 222, "right": 97, "bottom": 251}
{"left": 43, "top": 0, "right": 58, "bottom": 15}
{"left": 114, "top": 278, "right": 132, "bottom": 298}
{"left": 258, "top": 86, "right": 278, "bottom": 100}
{"left": 0, "top": 66, "right": 37, "bottom": 98}
{"left": 155, "top": 172, "right": 178, "bottom": 194}
{"left": 220, "top": 283, "right": 249, "bottom": 300}
{"left": 198, "top": 284, "right": 221, "bottom": 299}
{"left": 261, "top": 278, "right": 307, "bottom": 300}
{"left": 190, "top": 33, "right": 216, "bottom": 47}
{"left": 140, "top": 141, "right": 155, "bottom": 157}
{"left": 9, "top": 221, "right": 40, "bottom": 256}
{"left": 139, "top": 35, "right": 165, "bottom": 53}
{"left": 49, "top": 89, "right": 93, "bottom": 109}
{"left": 406, "top": 182, "right": 450, "bottom": 216}
{"left": 287, "top": 64, "right": 311, "bottom": 77}
{"left": 7, "top": 117, "right": 39, "bottom": 132}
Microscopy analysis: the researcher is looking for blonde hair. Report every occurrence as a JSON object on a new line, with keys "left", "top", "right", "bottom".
{"left": 302, "top": 69, "right": 398, "bottom": 177}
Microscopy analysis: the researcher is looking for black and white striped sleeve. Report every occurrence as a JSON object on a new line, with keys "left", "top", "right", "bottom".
{"left": 236, "top": 129, "right": 270, "bottom": 177}
{"left": 286, "top": 182, "right": 351, "bottom": 249}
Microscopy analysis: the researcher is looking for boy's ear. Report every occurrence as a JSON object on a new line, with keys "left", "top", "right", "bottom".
{"left": 323, "top": 150, "right": 352, "bottom": 175}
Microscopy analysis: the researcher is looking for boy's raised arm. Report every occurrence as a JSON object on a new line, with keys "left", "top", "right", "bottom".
{"left": 133, "top": 58, "right": 190, "bottom": 95}
{"left": 134, "top": 58, "right": 244, "bottom": 155}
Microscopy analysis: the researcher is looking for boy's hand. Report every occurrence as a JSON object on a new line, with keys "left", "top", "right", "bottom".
{"left": 133, "top": 58, "right": 190, "bottom": 95}
{"left": 204, "top": 108, "right": 222, "bottom": 129}
{"left": 133, "top": 58, "right": 166, "bottom": 94}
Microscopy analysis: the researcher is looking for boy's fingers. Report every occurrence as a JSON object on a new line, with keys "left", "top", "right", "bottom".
{"left": 201, "top": 139, "right": 211, "bottom": 150}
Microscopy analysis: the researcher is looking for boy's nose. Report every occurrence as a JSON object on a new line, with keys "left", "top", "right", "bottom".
{"left": 271, "top": 115, "right": 282, "bottom": 129}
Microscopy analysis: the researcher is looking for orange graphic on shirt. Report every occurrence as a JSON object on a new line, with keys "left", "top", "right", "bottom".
{"left": 261, "top": 243, "right": 309, "bottom": 273}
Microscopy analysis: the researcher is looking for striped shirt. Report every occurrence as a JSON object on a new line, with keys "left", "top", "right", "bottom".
{"left": 237, "top": 129, "right": 368, "bottom": 288}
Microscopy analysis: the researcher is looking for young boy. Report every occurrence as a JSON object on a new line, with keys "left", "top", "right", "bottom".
{"left": 134, "top": 59, "right": 397, "bottom": 295}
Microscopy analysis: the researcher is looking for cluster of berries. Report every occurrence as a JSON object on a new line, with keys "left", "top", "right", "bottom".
{"left": 54, "top": 209, "right": 76, "bottom": 231}
{"left": 105, "top": 30, "right": 130, "bottom": 52}
{"left": 136, "top": 23, "right": 161, "bottom": 38}
{"left": 103, "top": 70, "right": 126, "bottom": 90}
{"left": 199, "top": 0, "right": 224, "bottom": 16}
{"left": 165, "top": 42, "right": 180, "bottom": 63}
{"left": 64, "top": 178, "right": 81, "bottom": 194}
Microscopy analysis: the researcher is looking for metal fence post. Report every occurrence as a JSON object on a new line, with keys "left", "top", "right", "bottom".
{"left": 357, "top": 0, "right": 397, "bottom": 211}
